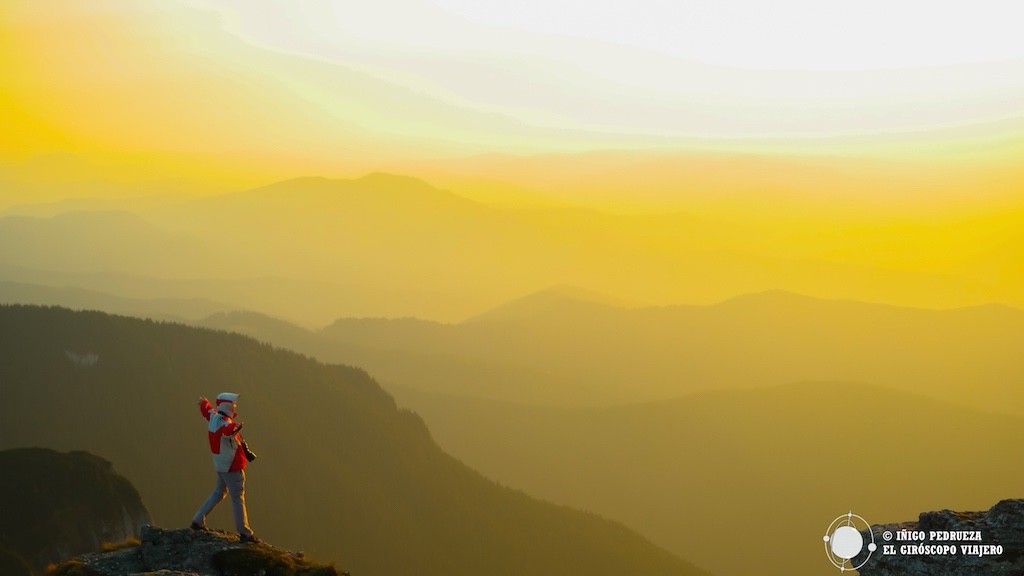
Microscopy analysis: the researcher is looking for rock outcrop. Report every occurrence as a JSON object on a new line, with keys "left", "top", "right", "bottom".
{"left": 854, "top": 499, "right": 1024, "bottom": 575}
{"left": 0, "top": 448, "right": 152, "bottom": 573}
{"left": 50, "top": 526, "right": 345, "bottom": 576}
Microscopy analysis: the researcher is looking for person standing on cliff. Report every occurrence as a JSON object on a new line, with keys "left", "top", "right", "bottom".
{"left": 190, "top": 392, "right": 260, "bottom": 543}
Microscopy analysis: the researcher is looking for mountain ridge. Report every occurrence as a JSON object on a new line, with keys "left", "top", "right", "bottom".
{"left": 0, "top": 209, "right": 239, "bottom": 278}
{"left": 464, "top": 284, "right": 639, "bottom": 324}
{"left": 0, "top": 304, "right": 711, "bottom": 576}
{"left": 395, "top": 380, "right": 1024, "bottom": 576}
{"left": 203, "top": 171, "right": 486, "bottom": 214}
{"left": 0, "top": 280, "right": 234, "bottom": 322}
{"left": 708, "top": 288, "right": 1024, "bottom": 315}
{"left": 316, "top": 287, "right": 1024, "bottom": 409}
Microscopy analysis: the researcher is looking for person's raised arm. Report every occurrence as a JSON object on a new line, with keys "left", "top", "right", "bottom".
{"left": 198, "top": 397, "right": 214, "bottom": 421}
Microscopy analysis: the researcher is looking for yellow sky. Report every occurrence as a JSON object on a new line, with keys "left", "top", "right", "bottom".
{"left": 2, "top": 0, "right": 1023, "bottom": 189}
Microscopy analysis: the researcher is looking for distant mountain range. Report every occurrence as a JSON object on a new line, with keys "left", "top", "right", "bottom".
{"left": 0, "top": 210, "right": 234, "bottom": 278}
{"left": 154, "top": 173, "right": 581, "bottom": 311}
{"left": 394, "top": 381, "right": 1024, "bottom": 576}
{"left": 140, "top": 286, "right": 1024, "bottom": 415}
{"left": 0, "top": 305, "right": 710, "bottom": 576}
{"left": 3, "top": 168, "right": 1018, "bottom": 575}
{"left": 0, "top": 281, "right": 232, "bottom": 323}
{"left": 313, "top": 288, "right": 1024, "bottom": 412}
{"left": 0, "top": 267, "right": 471, "bottom": 328}
{"left": 4, "top": 171, "right": 1019, "bottom": 326}
{"left": 179, "top": 288, "right": 1024, "bottom": 576}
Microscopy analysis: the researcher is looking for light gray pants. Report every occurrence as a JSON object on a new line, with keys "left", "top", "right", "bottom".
{"left": 192, "top": 470, "right": 254, "bottom": 537}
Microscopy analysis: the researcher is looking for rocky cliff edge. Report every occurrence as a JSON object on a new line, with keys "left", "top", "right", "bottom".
{"left": 853, "top": 499, "right": 1024, "bottom": 576}
{"left": 49, "top": 526, "right": 347, "bottom": 576}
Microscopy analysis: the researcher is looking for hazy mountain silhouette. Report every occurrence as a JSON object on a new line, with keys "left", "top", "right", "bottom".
{"left": 0, "top": 448, "right": 151, "bottom": 575}
{"left": 0, "top": 264, "right": 470, "bottom": 327}
{"left": 4, "top": 170, "right": 1018, "bottom": 325}
{"left": 0, "top": 305, "right": 711, "bottom": 576}
{"left": 198, "top": 310, "right": 338, "bottom": 355}
{"left": 187, "top": 289, "right": 1024, "bottom": 410}
{"left": 213, "top": 173, "right": 480, "bottom": 209}
{"left": 0, "top": 211, "right": 243, "bottom": 278}
{"left": 169, "top": 173, "right": 504, "bottom": 246}
{"left": 196, "top": 310, "right": 591, "bottom": 406}
{"left": 0, "top": 280, "right": 233, "bottom": 322}
{"left": 395, "top": 381, "right": 1024, "bottom": 576}
{"left": 152, "top": 172, "right": 995, "bottom": 318}
{"left": 160, "top": 173, "right": 559, "bottom": 305}
{"left": 0, "top": 193, "right": 186, "bottom": 219}
{"left": 465, "top": 284, "right": 637, "bottom": 324}
{"left": 319, "top": 289, "right": 1024, "bottom": 411}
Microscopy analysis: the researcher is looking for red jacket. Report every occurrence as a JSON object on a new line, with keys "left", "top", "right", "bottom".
{"left": 199, "top": 399, "right": 246, "bottom": 473}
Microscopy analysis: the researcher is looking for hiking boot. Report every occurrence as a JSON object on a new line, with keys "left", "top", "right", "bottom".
{"left": 190, "top": 522, "right": 209, "bottom": 532}
{"left": 239, "top": 533, "right": 261, "bottom": 544}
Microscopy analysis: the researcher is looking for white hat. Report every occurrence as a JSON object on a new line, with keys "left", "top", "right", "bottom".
{"left": 216, "top": 392, "right": 239, "bottom": 406}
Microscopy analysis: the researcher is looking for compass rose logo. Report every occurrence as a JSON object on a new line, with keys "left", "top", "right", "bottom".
{"left": 823, "top": 511, "right": 876, "bottom": 572}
